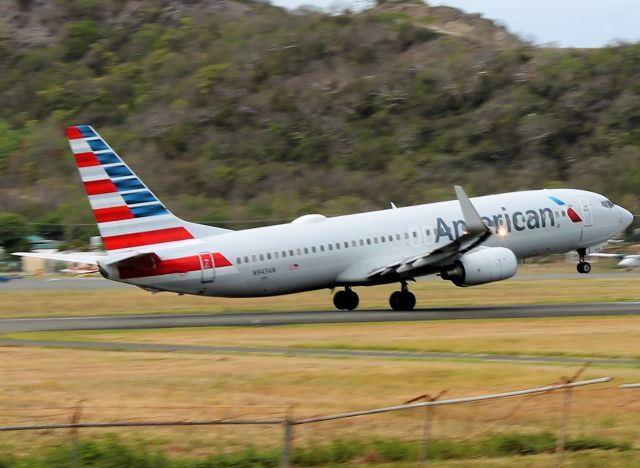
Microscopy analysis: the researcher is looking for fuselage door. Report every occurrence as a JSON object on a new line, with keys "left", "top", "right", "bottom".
{"left": 578, "top": 197, "right": 593, "bottom": 227}
{"left": 198, "top": 252, "right": 215, "bottom": 283}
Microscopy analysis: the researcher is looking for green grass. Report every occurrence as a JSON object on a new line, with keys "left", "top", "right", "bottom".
{"left": 0, "top": 433, "right": 632, "bottom": 467}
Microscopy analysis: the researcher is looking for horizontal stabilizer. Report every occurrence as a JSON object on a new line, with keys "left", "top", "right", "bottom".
{"left": 12, "top": 251, "right": 104, "bottom": 265}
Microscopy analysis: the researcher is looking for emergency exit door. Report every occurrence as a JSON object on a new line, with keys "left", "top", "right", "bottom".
{"left": 199, "top": 252, "right": 215, "bottom": 283}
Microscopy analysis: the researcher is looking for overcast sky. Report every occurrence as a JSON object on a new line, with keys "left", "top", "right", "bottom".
{"left": 271, "top": 0, "right": 640, "bottom": 48}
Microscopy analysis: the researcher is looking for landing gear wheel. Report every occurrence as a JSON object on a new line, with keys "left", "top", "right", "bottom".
{"left": 577, "top": 262, "right": 591, "bottom": 274}
{"left": 389, "top": 290, "right": 416, "bottom": 311}
{"left": 333, "top": 289, "right": 359, "bottom": 310}
{"left": 576, "top": 248, "right": 591, "bottom": 274}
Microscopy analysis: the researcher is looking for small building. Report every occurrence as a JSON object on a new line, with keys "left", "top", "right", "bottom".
{"left": 24, "top": 235, "right": 63, "bottom": 251}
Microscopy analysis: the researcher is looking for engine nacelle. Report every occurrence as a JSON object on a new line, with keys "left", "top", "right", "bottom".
{"left": 441, "top": 247, "right": 517, "bottom": 287}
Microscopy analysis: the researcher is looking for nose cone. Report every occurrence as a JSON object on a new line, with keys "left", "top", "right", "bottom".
{"left": 619, "top": 206, "right": 634, "bottom": 229}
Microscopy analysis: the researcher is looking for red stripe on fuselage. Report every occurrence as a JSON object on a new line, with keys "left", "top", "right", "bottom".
{"left": 103, "top": 227, "right": 194, "bottom": 250}
{"left": 213, "top": 252, "right": 231, "bottom": 267}
{"left": 117, "top": 252, "right": 231, "bottom": 279}
{"left": 84, "top": 179, "right": 117, "bottom": 195}
{"left": 66, "top": 126, "right": 83, "bottom": 140}
{"left": 94, "top": 206, "right": 134, "bottom": 223}
{"left": 75, "top": 152, "right": 100, "bottom": 167}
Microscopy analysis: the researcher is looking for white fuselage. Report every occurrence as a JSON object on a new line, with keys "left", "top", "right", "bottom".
{"left": 104, "top": 188, "right": 631, "bottom": 297}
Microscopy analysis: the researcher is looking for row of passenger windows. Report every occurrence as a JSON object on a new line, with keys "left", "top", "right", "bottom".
{"left": 235, "top": 232, "right": 420, "bottom": 265}
{"left": 234, "top": 207, "right": 575, "bottom": 265}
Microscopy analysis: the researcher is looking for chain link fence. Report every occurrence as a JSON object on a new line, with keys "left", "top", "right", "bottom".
{"left": 3, "top": 376, "right": 638, "bottom": 466}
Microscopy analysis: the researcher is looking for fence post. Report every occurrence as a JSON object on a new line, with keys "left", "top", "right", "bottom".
{"left": 70, "top": 401, "right": 84, "bottom": 468}
{"left": 281, "top": 406, "right": 293, "bottom": 468}
{"left": 555, "top": 363, "right": 590, "bottom": 467}
{"left": 555, "top": 377, "right": 571, "bottom": 467}
{"left": 405, "top": 390, "right": 447, "bottom": 466}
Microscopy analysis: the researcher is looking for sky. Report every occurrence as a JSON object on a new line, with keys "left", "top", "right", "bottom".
{"left": 270, "top": 0, "right": 640, "bottom": 48}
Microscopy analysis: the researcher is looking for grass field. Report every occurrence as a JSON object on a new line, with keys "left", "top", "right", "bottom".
{"left": 7, "top": 315, "right": 640, "bottom": 360}
{"left": 2, "top": 268, "right": 640, "bottom": 465}
{"left": 1, "top": 270, "right": 640, "bottom": 318}
{"left": 1, "top": 343, "right": 639, "bottom": 463}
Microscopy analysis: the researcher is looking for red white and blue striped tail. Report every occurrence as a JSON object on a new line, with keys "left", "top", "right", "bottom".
{"left": 67, "top": 125, "right": 230, "bottom": 253}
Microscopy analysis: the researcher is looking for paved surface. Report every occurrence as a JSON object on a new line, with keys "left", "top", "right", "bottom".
{"left": 1, "top": 302, "right": 639, "bottom": 333}
{"left": 0, "top": 338, "right": 636, "bottom": 366}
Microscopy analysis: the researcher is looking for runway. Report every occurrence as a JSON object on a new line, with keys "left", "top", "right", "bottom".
{"left": 1, "top": 302, "right": 639, "bottom": 333}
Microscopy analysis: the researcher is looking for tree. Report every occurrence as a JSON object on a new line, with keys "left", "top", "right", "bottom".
{"left": 0, "top": 212, "right": 32, "bottom": 254}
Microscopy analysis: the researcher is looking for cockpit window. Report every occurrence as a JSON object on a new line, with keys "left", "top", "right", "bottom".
{"left": 601, "top": 200, "right": 615, "bottom": 208}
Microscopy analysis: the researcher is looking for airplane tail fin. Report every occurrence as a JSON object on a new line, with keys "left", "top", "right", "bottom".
{"left": 66, "top": 125, "right": 231, "bottom": 253}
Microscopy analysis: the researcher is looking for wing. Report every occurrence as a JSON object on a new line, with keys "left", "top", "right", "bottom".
{"left": 367, "top": 185, "right": 491, "bottom": 279}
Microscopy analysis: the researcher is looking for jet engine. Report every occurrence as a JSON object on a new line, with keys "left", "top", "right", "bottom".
{"left": 441, "top": 247, "right": 517, "bottom": 287}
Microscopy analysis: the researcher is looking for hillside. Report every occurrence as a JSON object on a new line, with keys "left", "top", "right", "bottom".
{"left": 0, "top": 0, "right": 639, "bottom": 244}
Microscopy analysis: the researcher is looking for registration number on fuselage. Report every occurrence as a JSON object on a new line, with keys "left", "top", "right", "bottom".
{"left": 253, "top": 267, "right": 276, "bottom": 276}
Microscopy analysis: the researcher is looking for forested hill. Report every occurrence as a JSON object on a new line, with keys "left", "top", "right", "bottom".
{"left": 0, "top": 0, "right": 639, "bottom": 245}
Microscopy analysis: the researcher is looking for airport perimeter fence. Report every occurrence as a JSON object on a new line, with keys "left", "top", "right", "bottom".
{"left": 2, "top": 376, "right": 640, "bottom": 467}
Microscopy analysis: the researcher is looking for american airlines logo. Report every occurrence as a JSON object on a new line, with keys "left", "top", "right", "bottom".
{"left": 435, "top": 198, "right": 581, "bottom": 243}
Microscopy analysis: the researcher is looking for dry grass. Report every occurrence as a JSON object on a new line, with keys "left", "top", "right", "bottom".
{"left": 13, "top": 315, "right": 640, "bottom": 360}
{"left": 1, "top": 275, "right": 640, "bottom": 318}
{"left": 1, "top": 345, "right": 639, "bottom": 453}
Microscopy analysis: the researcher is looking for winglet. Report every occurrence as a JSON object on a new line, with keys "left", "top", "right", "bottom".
{"left": 454, "top": 185, "right": 489, "bottom": 235}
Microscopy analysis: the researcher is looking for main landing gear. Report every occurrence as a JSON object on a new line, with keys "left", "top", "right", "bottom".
{"left": 333, "top": 287, "right": 359, "bottom": 310}
{"left": 389, "top": 281, "right": 416, "bottom": 311}
{"left": 576, "top": 248, "right": 592, "bottom": 274}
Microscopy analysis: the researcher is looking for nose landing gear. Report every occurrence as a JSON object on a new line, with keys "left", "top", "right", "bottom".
{"left": 576, "top": 248, "right": 591, "bottom": 274}
{"left": 389, "top": 281, "right": 416, "bottom": 311}
{"left": 333, "top": 287, "right": 359, "bottom": 310}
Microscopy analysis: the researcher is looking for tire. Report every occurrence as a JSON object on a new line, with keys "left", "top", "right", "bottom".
{"left": 582, "top": 262, "right": 591, "bottom": 274}
{"left": 344, "top": 290, "right": 359, "bottom": 311}
{"left": 403, "top": 291, "right": 416, "bottom": 311}
{"left": 389, "top": 291, "right": 404, "bottom": 311}
{"left": 333, "top": 290, "right": 348, "bottom": 310}
{"left": 389, "top": 291, "right": 416, "bottom": 311}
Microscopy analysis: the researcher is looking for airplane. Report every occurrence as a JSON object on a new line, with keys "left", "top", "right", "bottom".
{"left": 0, "top": 275, "right": 22, "bottom": 283}
{"left": 60, "top": 266, "right": 100, "bottom": 276}
{"left": 14, "top": 125, "right": 634, "bottom": 311}
{"left": 588, "top": 252, "right": 640, "bottom": 269}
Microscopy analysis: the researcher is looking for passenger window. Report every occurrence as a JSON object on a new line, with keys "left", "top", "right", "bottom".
{"left": 336, "top": 243, "right": 340, "bottom": 250}
{"left": 404, "top": 233, "right": 409, "bottom": 240}
{"left": 282, "top": 251, "right": 287, "bottom": 258}
{"left": 328, "top": 244, "right": 333, "bottom": 251}
{"left": 275, "top": 252, "right": 279, "bottom": 259}
{"left": 267, "top": 253, "right": 271, "bottom": 260}
{"left": 236, "top": 257, "right": 241, "bottom": 264}
{"left": 312, "top": 246, "right": 317, "bottom": 253}
{"left": 304, "top": 247, "right": 309, "bottom": 254}
{"left": 259, "top": 254, "right": 264, "bottom": 261}
{"left": 396, "top": 234, "right": 401, "bottom": 241}
{"left": 296, "top": 248, "right": 302, "bottom": 255}
{"left": 252, "top": 255, "right": 257, "bottom": 262}
{"left": 344, "top": 241, "right": 349, "bottom": 248}
{"left": 359, "top": 239, "right": 364, "bottom": 246}
{"left": 352, "top": 240, "right": 357, "bottom": 247}
{"left": 289, "top": 250, "right": 294, "bottom": 256}
{"left": 244, "top": 256, "right": 249, "bottom": 263}
{"left": 388, "top": 235, "right": 392, "bottom": 241}
{"left": 367, "top": 238, "right": 371, "bottom": 245}
{"left": 320, "top": 245, "right": 325, "bottom": 252}
{"left": 412, "top": 231, "right": 418, "bottom": 238}
{"left": 381, "top": 236, "right": 385, "bottom": 243}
